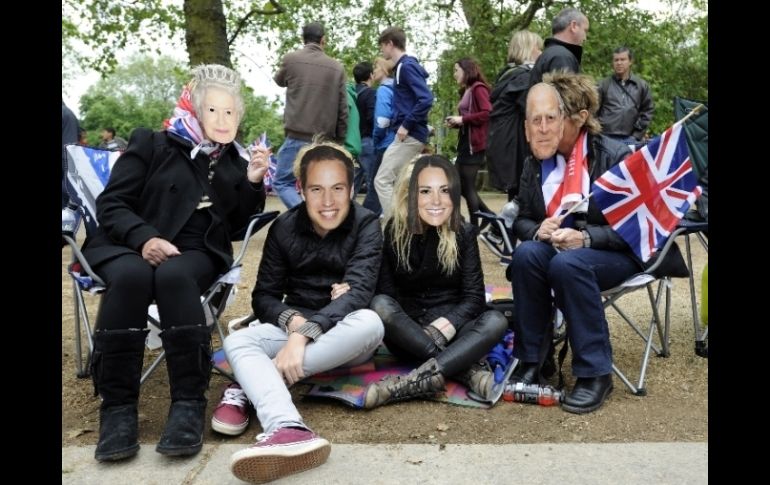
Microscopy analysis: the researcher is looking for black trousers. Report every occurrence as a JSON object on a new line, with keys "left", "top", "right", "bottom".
{"left": 94, "top": 250, "right": 218, "bottom": 331}
{"left": 371, "top": 294, "right": 507, "bottom": 377}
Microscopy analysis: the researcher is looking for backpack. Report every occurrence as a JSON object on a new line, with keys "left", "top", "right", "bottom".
{"left": 345, "top": 83, "right": 362, "bottom": 157}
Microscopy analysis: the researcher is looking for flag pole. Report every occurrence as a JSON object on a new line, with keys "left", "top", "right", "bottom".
{"left": 560, "top": 106, "right": 703, "bottom": 221}
{"left": 559, "top": 193, "right": 593, "bottom": 219}
{"left": 674, "top": 104, "right": 705, "bottom": 127}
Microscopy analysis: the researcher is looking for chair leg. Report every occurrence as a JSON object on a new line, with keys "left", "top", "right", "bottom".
{"left": 73, "top": 278, "right": 87, "bottom": 378}
{"left": 684, "top": 235, "right": 702, "bottom": 342}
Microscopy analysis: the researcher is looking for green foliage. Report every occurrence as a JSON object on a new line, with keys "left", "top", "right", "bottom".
{"left": 79, "top": 56, "right": 187, "bottom": 140}
{"left": 239, "top": 88, "right": 285, "bottom": 148}
{"left": 63, "top": 0, "right": 183, "bottom": 74}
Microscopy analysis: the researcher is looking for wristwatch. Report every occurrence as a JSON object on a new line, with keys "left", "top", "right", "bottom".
{"left": 581, "top": 229, "right": 592, "bottom": 248}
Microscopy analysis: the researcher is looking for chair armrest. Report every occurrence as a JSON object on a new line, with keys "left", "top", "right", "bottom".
{"left": 232, "top": 211, "right": 280, "bottom": 266}
{"left": 63, "top": 234, "right": 107, "bottom": 289}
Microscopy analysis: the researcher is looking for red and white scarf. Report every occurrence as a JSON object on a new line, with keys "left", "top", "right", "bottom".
{"left": 541, "top": 129, "right": 590, "bottom": 217}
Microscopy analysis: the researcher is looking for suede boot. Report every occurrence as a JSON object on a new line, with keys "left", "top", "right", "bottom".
{"left": 156, "top": 325, "right": 212, "bottom": 456}
{"left": 91, "top": 328, "right": 148, "bottom": 462}
{"left": 363, "top": 358, "right": 446, "bottom": 409}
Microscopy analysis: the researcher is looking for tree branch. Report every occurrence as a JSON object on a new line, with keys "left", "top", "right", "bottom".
{"left": 503, "top": 0, "right": 554, "bottom": 33}
{"left": 228, "top": 0, "right": 286, "bottom": 45}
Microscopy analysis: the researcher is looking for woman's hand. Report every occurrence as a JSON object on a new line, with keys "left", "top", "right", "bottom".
{"left": 141, "top": 237, "right": 180, "bottom": 266}
{"left": 330, "top": 282, "right": 351, "bottom": 300}
{"left": 247, "top": 145, "right": 270, "bottom": 183}
{"left": 445, "top": 116, "right": 463, "bottom": 128}
{"left": 273, "top": 333, "right": 309, "bottom": 386}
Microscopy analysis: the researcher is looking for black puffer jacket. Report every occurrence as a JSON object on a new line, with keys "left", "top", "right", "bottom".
{"left": 377, "top": 223, "right": 485, "bottom": 330}
{"left": 514, "top": 133, "right": 688, "bottom": 276}
{"left": 252, "top": 202, "right": 383, "bottom": 333}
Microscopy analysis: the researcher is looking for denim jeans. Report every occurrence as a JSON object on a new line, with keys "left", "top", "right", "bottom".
{"left": 510, "top": 241, "right": 638, "bottom": 377}
{"left": 224, "top": 309, "right": 384, "bottom": 434}
{"left": 273, "top": 137, "right": 308, "bottom": 209}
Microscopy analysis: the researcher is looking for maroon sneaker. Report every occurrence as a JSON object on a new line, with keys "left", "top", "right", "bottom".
{"left": 211, "top": 383, "right": 250, "bottom": 436}
{"left": 230, "top": 427, "right": 331, "bottom": 483}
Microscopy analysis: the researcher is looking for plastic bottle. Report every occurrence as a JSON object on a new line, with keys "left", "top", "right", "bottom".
{"left": 500, "top": 200, "right": 520, "bottom": 229}
{"left": 502, "top": 382, "right": 562, "bottom": 406}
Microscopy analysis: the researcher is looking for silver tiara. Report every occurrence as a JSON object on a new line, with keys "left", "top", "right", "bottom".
{"left": 189, "top": 64, "right": 241, "bottom": 89}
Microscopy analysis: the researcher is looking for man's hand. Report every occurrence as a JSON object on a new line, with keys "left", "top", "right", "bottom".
{"left": 550, "top": 228, "right": 583, "bottom": 250}
{"left": 536, "top": 215, "right": 563, "bottom": 242}
{"left": 141, "top": 237, "right": 180, "bottom": 266}
{"left": 287, "top": 314, "right": 307, "bottom": 333}
{"left": 273, "top": 333, "right": 309, "bottom": 386}
{"left": 396, "top": 125, "right": 409, "bottom": 142}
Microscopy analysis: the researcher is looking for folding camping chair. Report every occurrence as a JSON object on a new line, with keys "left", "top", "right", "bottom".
{"left": 599, "top": 235, "right": 690, "bottom": 395}
{"left": 475, "top": 210, "right": 689, "bottom": 396}
{"left": 62, "top": 144, "right": 278, "bottom": 383}
{"left": 673, "top": 96, "right": 708, "bottom": 357}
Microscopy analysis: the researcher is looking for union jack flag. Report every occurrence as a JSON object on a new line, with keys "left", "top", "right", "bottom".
{"left": 65, "top": 144, "right": 122, "bottom": 234}
{"left": 591, "top": 124, "right": 702, "bottom": 262}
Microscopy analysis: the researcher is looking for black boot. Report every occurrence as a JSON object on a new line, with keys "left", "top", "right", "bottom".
{"left": 91, "top": 328, "right": 148, "bottom": 462}
{"left": 156, "top": 325, "right": 212, "bottom": 457}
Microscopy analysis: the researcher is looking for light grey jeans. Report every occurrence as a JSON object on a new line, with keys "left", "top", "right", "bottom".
{"left": 223, "top": 309, "right": 384, "bottom": 434}
{"left": 374, "top": 135, "right": 425, "bottom": 216}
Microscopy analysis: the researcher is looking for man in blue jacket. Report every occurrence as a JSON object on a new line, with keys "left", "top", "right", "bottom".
{"left": 373, "top": 26, "right": 434, "bottom": 216}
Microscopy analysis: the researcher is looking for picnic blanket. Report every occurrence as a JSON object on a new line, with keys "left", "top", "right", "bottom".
{"left": 304, "top": 330, "right": 515, "bottom": 409}
{"left": 211, "top": 311, "right": 517, "bottom": 409}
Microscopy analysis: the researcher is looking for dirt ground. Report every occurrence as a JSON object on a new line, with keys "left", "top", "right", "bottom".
{"left": 61, "top": 193, "right": 708, "bottom": 447}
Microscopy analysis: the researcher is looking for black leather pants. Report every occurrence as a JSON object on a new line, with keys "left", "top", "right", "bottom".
{"left": 371, "top": 294, "right": 507, "bottom": 377}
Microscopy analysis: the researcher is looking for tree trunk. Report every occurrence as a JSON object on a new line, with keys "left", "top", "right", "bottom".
{"left": 184, "top": 0, "right": 232, "bottom": 68}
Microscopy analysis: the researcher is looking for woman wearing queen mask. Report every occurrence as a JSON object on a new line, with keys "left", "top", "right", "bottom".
{"left": 81, "top": 64, "right": 268, "bottom": 462}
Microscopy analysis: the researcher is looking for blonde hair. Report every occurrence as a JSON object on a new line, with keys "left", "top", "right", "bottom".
{"left": 507, "top": 30, "right": 544, "bottom": 64}
{"left": 387, "top": 155, "right": 460, "bottom": 275}
{"left": 543, "top": 70, "right": 602, "bottom": 135}
{"left": 374, "top": 57, "right": 395, "bottom": 77}
{"left": 188, "top": 64, "right": 245, "bottom": 122}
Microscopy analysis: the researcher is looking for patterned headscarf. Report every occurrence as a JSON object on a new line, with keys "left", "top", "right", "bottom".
{"left": 164, "top": 83, "right": 223, "bottom": 160}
